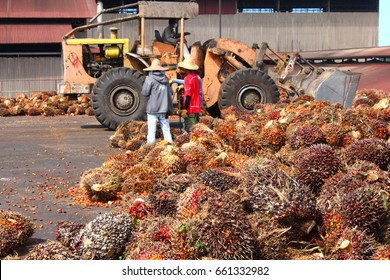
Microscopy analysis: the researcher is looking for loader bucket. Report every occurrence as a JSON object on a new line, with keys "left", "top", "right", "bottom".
{"left": 304, "top": 69, "right": 361, "bottom": 108}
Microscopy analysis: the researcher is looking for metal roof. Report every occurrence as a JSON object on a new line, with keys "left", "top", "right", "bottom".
{"left": 323, "top": 63, "right": 390, "bottom": 92}
{"left": 0, "top": 24, "right": 72, "bottom": 44}
{"left": 0, "top": 0, "right": 96, "bottom": 18}
{"left": 301, "top": 46, "right": 390, "bottom": 60}
{"left": 300, "top": 46, "right": 390, "bottom": 92}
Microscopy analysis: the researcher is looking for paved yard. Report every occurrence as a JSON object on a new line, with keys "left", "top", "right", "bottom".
{"left": 0, "top": 115, "right": 121, "bottom": 254}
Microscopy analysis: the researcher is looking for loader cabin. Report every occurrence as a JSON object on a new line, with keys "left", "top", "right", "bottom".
{"left": 60, "top": 1, "right": 199, "bottom": 95}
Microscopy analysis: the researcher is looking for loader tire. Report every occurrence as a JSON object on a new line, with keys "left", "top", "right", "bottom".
{"left": 218, "top": 69, "right": 279, "bottom": 112}
{"left": 91, "top": 67, "right": 146, "bottom": 130}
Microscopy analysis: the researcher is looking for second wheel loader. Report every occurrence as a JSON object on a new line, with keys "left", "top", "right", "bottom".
{"left": 60, "top": 1, "right": 360, "bottom": 130}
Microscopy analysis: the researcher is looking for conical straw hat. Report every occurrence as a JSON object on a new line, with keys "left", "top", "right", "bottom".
{"left": 144, "top": 59, "right": 169, "bottom": 71}
{"left": 177, "top": 56, "right": 199, "bottom": 70}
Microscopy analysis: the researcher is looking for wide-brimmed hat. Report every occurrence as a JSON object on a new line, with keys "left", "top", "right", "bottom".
{"left": 177, "top": 56, "right": 199, "bottom": 71}
{"left": 144, "top": 59, "right": 169, "bottom": 71}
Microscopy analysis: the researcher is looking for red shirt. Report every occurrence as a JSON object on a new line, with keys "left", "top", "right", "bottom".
{"left": 183, "top": 72, "right": 202, "bottom": 114}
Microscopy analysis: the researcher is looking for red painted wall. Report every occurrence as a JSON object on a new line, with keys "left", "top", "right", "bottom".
{"left": 197, "top": 0, "right": 237, "bottom": 14}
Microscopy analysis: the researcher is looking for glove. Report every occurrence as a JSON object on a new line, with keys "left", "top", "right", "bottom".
{"left": 180, "top": 109, "right": 187, "bottom": 117}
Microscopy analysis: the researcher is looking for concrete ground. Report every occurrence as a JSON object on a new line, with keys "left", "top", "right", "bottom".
{"left": 0, "top": 115, "right": 122, "bottom": 255}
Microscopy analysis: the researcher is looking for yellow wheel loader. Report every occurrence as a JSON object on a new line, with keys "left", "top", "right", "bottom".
{"left": 60, "top": 1, "right": 360, "bottom": 130}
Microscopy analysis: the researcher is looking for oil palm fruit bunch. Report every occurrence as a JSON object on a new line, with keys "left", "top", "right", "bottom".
{"left": 289, "top": 124, "right": 326, "bottom": 150}
{"left": 248, "top": 212, "right": 292, "bottom": 260}
{"left": 344, "top": 138, "right": 390, "bottom": 170}
{"left": 55, "top": 221, "right": 85, "bottom": 247}
{"left": 79, "top": 167, "right": 123, "bottom": 202}
{"left": 196, "top": 167, "right": 243, "bottom": 192}
{"left": 0, "top": 210, "right": 35, "bottom": 258}
{"left": 124, "top": 216, "right": 194, "bottom": 260}
{"left": 292, "top": 143, "right": 341, "bottom": 192}
{"left": 324, "top": 227, "right": 375, "bottom": 260}
{"left": 245, "top": 165, "right": 319, "bottom": 233}
{"left": 372, "top": 245, "right": 390, "bottom": 260}
{"left": 71, "top": 213, "right": 133, "bottom": 260}
{"left": 187, "top": 192, "right": 256, "bottom": 260}
{"left": 318, "top": 161, "right": 390, "bottom": 239}
{"left": 25, "top": 240, "right": 77, "bottom": 260}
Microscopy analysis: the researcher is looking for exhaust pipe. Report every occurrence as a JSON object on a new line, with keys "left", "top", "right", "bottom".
{"left": 97, "top": 1, "right": 104, "bottom": 39}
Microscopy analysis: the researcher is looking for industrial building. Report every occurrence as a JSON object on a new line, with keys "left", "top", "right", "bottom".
{"left": 0, "top": 0, "right": 388, "bottom": 97}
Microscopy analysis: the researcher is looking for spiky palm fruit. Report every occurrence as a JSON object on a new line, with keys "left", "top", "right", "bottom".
{"left": 43, "top": 106, "right": 56, "bottom": 116}
{"left": 340, "top": 109, "right": 374, "bottom": 140}
{"left": 179, "top": 142, "right": 209, "bottom": 174}
{"left": 370, "top": 119, "right": 389, "bottom": 139}
{"left": 245, "top": 165, "right": 319, "bottom": 232}
{"left": 354, "top": 96, "right": 375, "bottom": 108}
{"left": 153, "top": 173, "right": 194, "bottom": 194}
{"left": 187, "top": 193, "right": 256, "bottom": 260}
{"left": 222, "top": 151, "right": 251, "bottom": 170}
{"left": 173, "top": 132, "right": 191, "bottom": 147}
{"left": 235, "top": 130, "right": 263, "bottom": 156}
{"left": 189, "top": 123, "right": 226, "bottom": 151}
{"left": 142, "top": 141, "right": 167, "bottom": 164}
{"left": 111, "top": 120, "right": 146, "bottom": 148}
{"left": 292, "top": 144, "right": 341, "bottom": 191}
{"left": 239, "top": 109, "right": 255, "bottom": 123}
{"left": 103, "top": 153, "right": 138, "bottom": 173}
{"left": 25, "top": 240, "right": 77, "bottom": 260}
{"left": 124, "top": 216, "right": 195, "bottom": 260}
{"left": 125, "top": 135, "right": 144, "bottom": 151}
{"left": 85, "top": 107, "right": 94, "bottom": 116}
{"left": 320, "top": 123, "right": 344, "bottom": 147}
{"left": 153, "top": 144, "right": 185, "bottom": 176}
{"left": 56, "top": 221, "right": 85, "bottom": 247}
{"left": 71, "top": 213, "right": 133, "bottom": 260}
{"left": 26, "top": 106, "right": 41, "bottom": 116}
{"left": 275, "top": 144, "right": 296, "bottom": 166}
{"left": 146, "top": 190, "right": 179, "bottom": 217}
{"left": 8, "top": 105, "right": 22, "bottom": 116}
{"left": 125, "top": 241, "right": 176, "bottom": 260}
{"left": 356, "top": 89, "right": 388, "bottom": 104}
{"left": 79, "top": 167, "right": 123, "bottom": 202}
{"left": 324, "top": 227, "right": 375, "bottom": 260}
{"left": 0, "top": 211, "right": 35, "bottom": 258}
{"left": 67, "top": 104, "right": 78, "bottom": 115}
{"left": 344, "top": 138, "right": 390, "bottom": 170}
{"left": 176, "top": 184, "right": 211, "bottom": 220}
{"left": 248, "top": 213, "right": 292, "bottom": 260}
{"left": 372, "top": 245, "right": 390, "bottom": 260}
{"left": 198, "top": 115, "right": 213, "bottom": 127}
{"left": 122, "top": 162, "right": 158, "bottom": 195}
{"left": 289, "top": 124, "right": 325, "bottom": 150}
{"left": 0, "top": 107, "right": 10, "bottom": 116}
{"left": 318, "top": 169, "right": 390, "bottom": 238}
{"left": 382, "top": 107, "right": 390, "bottom": 121}
{"left": 212, "top": 118, "right": 237, "bottom": 145}
{"left": 111, "top": 191, "right": 153, "bottom": 219}
{"left": 311, "top": 103, "right": 343, "bottom": 125}
{"left": 259, "top": 120, "right": 286, "bottom": 152}
{"left": 220, "top": 106, "right": 240, "bottom": 120}
{"left": 196, "top": 167, "right": 243, "bottom": 192}
{"left": 265, "top": 109, "right": 281, "bottom": 122}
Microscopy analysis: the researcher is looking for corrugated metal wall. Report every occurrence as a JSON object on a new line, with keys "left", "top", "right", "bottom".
{"left": 89, "top": 12, "right": 378, "bottom": 52}
{"left": 0, "top": 57, "right": 62, "bottom": 98}
{"left": 0, "top": 12, "right": 378, "bottom": 97}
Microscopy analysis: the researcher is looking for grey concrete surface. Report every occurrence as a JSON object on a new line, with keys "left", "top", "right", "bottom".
{"left": 0, "top": 115, "right": 121, "bottom": 255}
